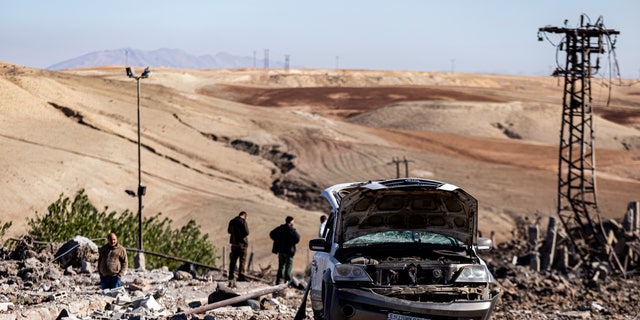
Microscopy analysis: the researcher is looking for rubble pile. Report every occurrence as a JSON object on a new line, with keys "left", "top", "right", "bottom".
{"left": 484, "top": 203, "right": 640, "bottom": 320}
{"left": 0, "top": 238, "right": 311, "bottom": 320}
{"left": 484, "top": 238, "right": 640, "bottom": 319}
{"left": 2, "top": 214, "right": 640, "bottom": 320}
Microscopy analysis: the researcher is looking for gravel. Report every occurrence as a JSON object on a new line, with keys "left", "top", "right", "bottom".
{"left": 1, "top": 234, "right": 639, "bottom": 320}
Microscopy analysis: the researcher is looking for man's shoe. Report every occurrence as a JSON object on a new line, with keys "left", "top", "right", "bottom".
{"left": 237, "top": 276, "right": 248, "bottom": 282}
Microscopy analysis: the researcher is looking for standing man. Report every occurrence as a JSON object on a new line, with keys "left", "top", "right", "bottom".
{"left": 228, "top": 211, "right": 249, "bottom": 282}
{"left": 269, "top": 216, "right": 300, "bottom": 285}
{"left": 318, "top": 215, "right": 327, "bottom": 237}
{"left": 98, "top": 232, "right": 128, "bottom": 289}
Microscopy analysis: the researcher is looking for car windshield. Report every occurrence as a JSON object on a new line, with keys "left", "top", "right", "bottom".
{"left": 343, "top": 230, "right": 463, "bottom": 247}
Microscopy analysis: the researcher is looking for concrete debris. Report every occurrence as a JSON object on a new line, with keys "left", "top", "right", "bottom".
{"left": 0, "top": 302, "right": 14, "bottom": 312}
{"left": 483, "top": 209, "right": 640, "bottom": 319}
{"left": 0, "top": 237, "right": 310, "bottom": 320}
{"left": 54, "top": 236, "right": 98, "bottom": 269}
{"left": 2, "top": 226, "right": 640, "bottom": 319}
{"left": 172, "top": 270, "right": 192, "bottom": 281}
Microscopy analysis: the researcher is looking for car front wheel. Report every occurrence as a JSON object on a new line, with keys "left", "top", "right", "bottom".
{"left": 321, "top": 271, "right": 338, "bottom": 320}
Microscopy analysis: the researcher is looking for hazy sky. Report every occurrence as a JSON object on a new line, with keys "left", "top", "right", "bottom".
{"left": 1, "top": 1, "right": 638, "bottom": 77}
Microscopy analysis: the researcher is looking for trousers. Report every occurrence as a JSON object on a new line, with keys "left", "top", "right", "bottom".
{"left": 276, "top": 252, "right": 294, "bottom": 284}
{"left": 229, "top": 244, "right": 248, "bottom": 280}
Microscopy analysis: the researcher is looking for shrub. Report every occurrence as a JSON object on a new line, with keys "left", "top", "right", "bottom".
{"left": 27, "top": 189, "right": 218, "bottom": 270}
{"left": 0, "top": 220, "right": 12, "bottom": 245}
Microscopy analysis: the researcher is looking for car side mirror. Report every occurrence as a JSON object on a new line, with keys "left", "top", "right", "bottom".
{"left": 309, "top": 238, "right": 328, "bottom": 252}
{"left": 477, "top": 237, "right": 493, "bottom": 251}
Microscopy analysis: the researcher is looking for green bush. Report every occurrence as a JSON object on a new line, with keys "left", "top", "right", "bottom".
{"left": 0, "top": 220, "right": 12, "bottom": 245}
{"left": 27, "top": 189, "right": 218, "bottom": 270}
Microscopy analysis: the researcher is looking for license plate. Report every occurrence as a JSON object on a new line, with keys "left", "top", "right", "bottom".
{"left": 387, "top": 313, "right": 430, "bottom": 320}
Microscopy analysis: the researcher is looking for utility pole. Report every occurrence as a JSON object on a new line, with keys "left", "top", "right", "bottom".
{"left": 125, "top": 66, "right": 152, "bottom": 271}
{"left": 402, "top": 157, "right": 414, "bottom": 177}
{"left": 388, "top": 157, "right": 401, "bottom": 178}
{"left": 538, "top": 15, "right": 622, "bottom": 274}
{"left": 388, "top": 157, "right": 413, "bottom": 178}
{"left": 253, "top": 50, "right": 256, "bottom": 69}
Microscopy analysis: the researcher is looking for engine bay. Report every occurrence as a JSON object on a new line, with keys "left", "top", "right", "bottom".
{"left": 337, "top": 246, "right": 490, "bottom": 302}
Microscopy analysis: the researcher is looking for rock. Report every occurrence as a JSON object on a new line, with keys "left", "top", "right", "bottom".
{"left": 1, "top": 235, "right": 639, "bottom": 319}
{"left": 173, "top": 270, "right": 192, "bottom": 281}
{"left": 54, "top": 236, "right": 98, "bottom": 269}
{"left": 80, "top": 260, "right": 92, "bottom": 274}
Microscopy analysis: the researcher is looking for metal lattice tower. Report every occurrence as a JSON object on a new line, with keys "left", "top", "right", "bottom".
{"left": 538, "top": 15, "right": 620, "bottom": 270}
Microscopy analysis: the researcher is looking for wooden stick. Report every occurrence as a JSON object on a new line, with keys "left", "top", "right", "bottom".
{"left": 180, "top": 283, "right": 288, "bottom": 316}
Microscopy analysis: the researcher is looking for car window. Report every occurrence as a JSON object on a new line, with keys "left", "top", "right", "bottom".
{"left": 343, "top": 230, "right": 462, "bottom": 247}
{"left": 324, "top": 214, "right": 335, "bottom": 240}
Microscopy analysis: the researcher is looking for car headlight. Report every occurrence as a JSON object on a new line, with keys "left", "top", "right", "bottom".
{"left": 332, "top": 264, "right": 373, "bottom": 282}
{"left": 454, "top": 265, "right": 494, "bottom": 283}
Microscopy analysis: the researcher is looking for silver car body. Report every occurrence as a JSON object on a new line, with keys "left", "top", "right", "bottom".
{"left": 309, "top": 178, "right": 501, "bottom": 320}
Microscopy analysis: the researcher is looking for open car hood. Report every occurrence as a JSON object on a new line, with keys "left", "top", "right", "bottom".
{"left": 322, "top": 178, "right": 478, "bottom": 246}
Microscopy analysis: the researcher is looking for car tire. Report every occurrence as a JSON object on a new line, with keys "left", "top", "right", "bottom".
{"left": 313, "top": 279, "right": 331, "bottom": 320}
{"left": 321, "top": 271, "right": 337, "bottom": 320}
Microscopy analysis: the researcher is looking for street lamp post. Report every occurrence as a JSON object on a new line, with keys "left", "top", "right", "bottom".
{"left": 126, "top": 66, "right": 151, "bottom": 270}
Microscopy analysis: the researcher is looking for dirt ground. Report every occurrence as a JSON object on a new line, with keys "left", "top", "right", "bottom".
{"left": 1, "top": 63, "right": 640, "bottom": 275}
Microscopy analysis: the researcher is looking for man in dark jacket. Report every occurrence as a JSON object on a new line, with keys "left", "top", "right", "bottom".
{"left": 269, "top": 216, "right": 300, "bottom": 284}
{"left": 98, "top": 232, "right": 128, "bottom": 289}
{"left": 228, "top": 211, "right": 249, "bottom": 281}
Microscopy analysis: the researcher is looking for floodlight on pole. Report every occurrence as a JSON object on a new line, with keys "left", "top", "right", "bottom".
{"left": 126, "top": 66, "right": 151, "bottom": 270}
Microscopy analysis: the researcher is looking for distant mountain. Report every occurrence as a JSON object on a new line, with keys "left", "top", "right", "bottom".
{"left": 47, "top": 48, "right": 284, "bottom": 70}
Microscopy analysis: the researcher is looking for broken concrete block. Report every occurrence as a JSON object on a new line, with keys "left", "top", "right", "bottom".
{"left": 103, "top": 286, "right": 126, "bottom": 297}
{"left": 173, "top": 270, "right": 192, "bottom": 281}
{"left": 56, "top": 308, "right": 80, "bottom": 320}
{"left": 47, "top": 291, "right": 68, "bottom": 302}
{"left": 0, "top": 302, "right": 14, "bottom": 312}
{"left": 115, "top": 293, "right": 133, "bottom": 305}
{"left": 132, "top": 295, "right": 163, "bottom": 312}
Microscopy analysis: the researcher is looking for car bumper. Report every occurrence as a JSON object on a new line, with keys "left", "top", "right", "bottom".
{"left": 325, "top": 286, "right": 500, "bottom": 320}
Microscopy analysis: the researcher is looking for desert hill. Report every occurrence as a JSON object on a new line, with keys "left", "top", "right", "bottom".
{"left": 1, "top": 62, "right": 640, "bottom": 272}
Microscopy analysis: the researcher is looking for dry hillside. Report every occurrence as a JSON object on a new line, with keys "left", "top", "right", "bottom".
{"left": 1, "top": 63, "right": 640, "bottom": 272}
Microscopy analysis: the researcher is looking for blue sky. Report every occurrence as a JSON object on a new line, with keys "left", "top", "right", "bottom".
{"left": 1, "top": 1, "right": 638, "bottom": 77}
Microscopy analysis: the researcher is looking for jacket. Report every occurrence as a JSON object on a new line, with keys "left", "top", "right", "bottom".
{"left": 228, "top": 216, "right": 249, "bottom": 246}
{"left": 98, "top": 244, "right": 128, "bottom": 278}
{"left": 269, "top": 224, "right": 300, "bottom": 256}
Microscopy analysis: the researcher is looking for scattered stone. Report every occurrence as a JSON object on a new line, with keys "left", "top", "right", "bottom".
{"left": 173, "top": 270, "right": 192, "bottom": 281}
{"left": 1, "top": 230, "right": 640, "bottom": 319}
{"left": 0, "top": 302, "right": 14, "bottom": 312}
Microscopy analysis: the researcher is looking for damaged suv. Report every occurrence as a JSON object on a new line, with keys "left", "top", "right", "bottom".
{"left": 308, "top": 178, "right": 500, "bottom": 320}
